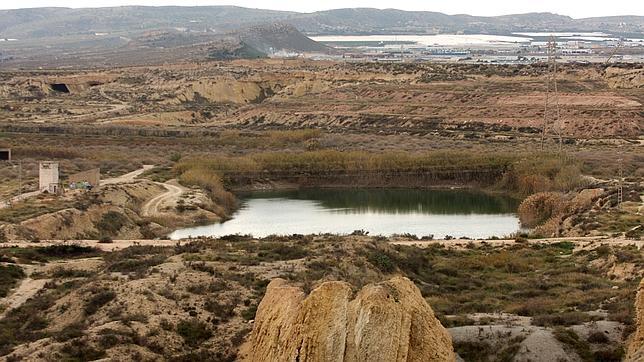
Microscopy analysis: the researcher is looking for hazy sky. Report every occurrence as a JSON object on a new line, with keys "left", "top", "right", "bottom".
{"left": 0, "top": 0, "right": 642, "bottom": 18}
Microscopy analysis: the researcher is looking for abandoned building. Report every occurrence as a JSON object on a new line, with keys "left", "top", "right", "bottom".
{"left": 39, "top": 161, "right": 60, "bottom": 193}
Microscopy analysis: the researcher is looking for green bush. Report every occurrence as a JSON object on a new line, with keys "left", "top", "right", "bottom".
{"left": 96, "top": 211, "right": 128, "bottom": 236}
{"left": 176, "top": 319, "right": 212, "bottom": 347}
{"left": 241, "top": 305, "right": 258, "bottom": 321}
{"left": 98, "top": 236, "right": 113, "bottom": 244}
{"left": 84, "top": 290, "right": 116, "bottom": 315}
{"left": 553, "top": 328, "right": 593, "bottom": 361}
{"left": 0, "top": 264, "right": 24, "bottom": 297}
{"left": 204, "top": 298, "right": 237, "bottom": 321}
{"left": 107, "top": 254, "right": 166, "bottom": 276}
{"left": 368, "top": 251, "right": 395, "bottom": 273}
{"left": 61, "top": 339, "right": 105, "bottom": 360}
{"left": 532, "top": 312, "right": 593, "bottom": 327}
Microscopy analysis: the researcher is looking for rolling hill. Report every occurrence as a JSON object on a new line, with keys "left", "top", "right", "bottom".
{"left": 0, "top": 6, "right": 642, "bottom": 40}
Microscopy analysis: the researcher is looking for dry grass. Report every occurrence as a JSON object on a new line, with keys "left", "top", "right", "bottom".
{"left": 518, "top": 192, "right": 567, "bottom": 227}
{"left": 498, "top": 153, "right": 588, "bottom": 196}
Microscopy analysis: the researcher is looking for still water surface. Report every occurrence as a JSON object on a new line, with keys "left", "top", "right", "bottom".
{"left": 169, "top": 188, "right": 521, "bottom": 240}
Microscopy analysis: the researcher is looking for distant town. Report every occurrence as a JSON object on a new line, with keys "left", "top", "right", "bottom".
{"left": 309, "top": 33, "right": 644, "bottom": 63}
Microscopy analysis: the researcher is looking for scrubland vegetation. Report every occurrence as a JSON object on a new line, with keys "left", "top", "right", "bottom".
{"left": 0, "top": 264, "right": 24, "bottom": 298}
{"left": 0, "top": 237, "right": 639, "bottom": 360}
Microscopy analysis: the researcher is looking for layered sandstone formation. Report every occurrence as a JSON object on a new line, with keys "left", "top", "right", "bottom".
{"left": 626, "top": 279, "right": 644, "bottom": 361}
{"left": 245, "top": 276, "right": 455, "bottom": 362}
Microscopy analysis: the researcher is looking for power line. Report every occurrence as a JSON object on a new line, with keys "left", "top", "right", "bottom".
{"left": 540, "top": 36, "right": 563, "bottom": 152}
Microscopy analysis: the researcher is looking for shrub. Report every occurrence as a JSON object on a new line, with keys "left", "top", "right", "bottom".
{"left": 367, "top": 251, "right": 395, "bottom": 273}
{"left": 241, "top": 305, "right": 257, "bottom": 321}
{"left": 454, "top": 341, "right": 494, "bottom": 361}
{"left": 0, "top": 264, "right": 25, "bottom": 297}
{"left": 204, "top": 298, "right": 237, "bottom": 321}
{"left": 586, "top": 330, "right": 609, "bottom": 344}
{"left": 85, "top": 290, "right": 116, "bottom": 315}
{"left": 61, "top": 339, "right": 106, "bottom": 360}
{"left": 54, "top": 323, "right": 85, "bottom": 342}
{"left": 107, "top": 255, "right": 167, "bottom": 276}
{"left": 592, "top": 347, "right": 624, "bottom": 361}
{"left": 95, "top": 211, "right": 128, "bottom": 236}
{"left": 36, "top": 244, "right": 99, "bottom": 259}
{"left": 98, "top": 236, "right": 113, "bottom": 244}
{"left": 553, "top": 328, "right": 593, "bottom": 361}
{"left": 51, "top": 268, "right": 93, "bottom": 279}
{"left": 532, "top": 312, "right": 593, "bottom": 327}
{"left": 176, "top": 319, "right": 212, "bottom": 347}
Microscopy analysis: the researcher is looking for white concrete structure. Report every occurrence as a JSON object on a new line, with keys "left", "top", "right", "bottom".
{"left": 39, "top": 162, "right": 59, "bottom": 193}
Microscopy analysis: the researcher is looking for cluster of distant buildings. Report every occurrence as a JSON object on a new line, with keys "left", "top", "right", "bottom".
{"left": 307, "top": 35, "right": 644, "bottom": 64}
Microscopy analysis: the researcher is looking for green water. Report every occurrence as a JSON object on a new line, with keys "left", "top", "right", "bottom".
{"left": 253, "top": 188, "right": 520, "bottom": 215}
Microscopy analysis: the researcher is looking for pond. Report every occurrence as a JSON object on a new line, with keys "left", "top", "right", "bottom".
{"left": 169, "top": 188, "right": 522, "bottom": 240}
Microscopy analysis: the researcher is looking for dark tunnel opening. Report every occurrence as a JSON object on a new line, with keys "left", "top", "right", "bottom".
{"left": 50, "top": 83, "right": 70, "bottom": 93}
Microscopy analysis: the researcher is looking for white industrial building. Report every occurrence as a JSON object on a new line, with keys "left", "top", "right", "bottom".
{"left": 39, "top": 161, "right": 60, "bottom": 193}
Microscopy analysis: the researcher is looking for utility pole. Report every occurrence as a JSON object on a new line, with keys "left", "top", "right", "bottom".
{"left": 606, "top": 38, "right": 624, "bottom": 64}
{"left": 617, "top": 118, "right": 624, "bottom": 210}
{"left": 540, "top": 36, "right": 563, "bottom": 152}
{"left": 617, "top": 155, "right": 624, "bottom": 209}
{"left": 18, "top": 159, "right": 22, "bottom": 199}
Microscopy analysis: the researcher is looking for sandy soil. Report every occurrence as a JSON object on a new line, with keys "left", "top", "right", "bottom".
{"left": 1, "top": 236, "right": 641, "bottom": 253}
{"left": 390, "top": 236, "right": 643, "bottom": 251}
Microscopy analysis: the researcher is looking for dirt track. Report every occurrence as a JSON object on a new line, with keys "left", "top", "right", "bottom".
{"left": 141, "top": 180, "right": 186, "bottom": 217}
{"left": 1, "top": 235, "right": 641, "bottom": 252}
{"left": 101, "top": 165, "right": 155, "bottom": 185}
{"left": 0, "top": 264, "right": 49, "bottom": 319}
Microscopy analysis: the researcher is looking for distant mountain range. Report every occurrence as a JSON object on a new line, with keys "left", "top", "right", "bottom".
{"left": 1, "top": 6, "right": 643, "bottom": 39}
{"left": 0, "top": 6, "right": 642, "bottom": 68}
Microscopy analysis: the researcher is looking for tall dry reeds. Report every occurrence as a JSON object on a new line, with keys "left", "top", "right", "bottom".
{"left": 178, "top": 169, "right": 236, "bottom": 216}
{"left": 517, "top": 192, "right": 567, "bottom": 228}
{"left": 498, "top": 153, "right": 587, "bottom": 196}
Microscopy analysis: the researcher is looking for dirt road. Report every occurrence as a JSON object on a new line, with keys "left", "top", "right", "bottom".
{"left": 1, "top": 236, "right": 641, "bottom": 253}
{"left": 101, "top": 165, "right": 155, "bottom": 185}
{"left": 0, "top": 258, "right": 104, "bottom": 317}
{"left": 0, "top": 264, "right": 50, "bottom": 319}
{"left": 141, "top": 180, "right": 186, "bottom": 217}
{"left": 0, "top": 190, "right": 41, "bottom": 209}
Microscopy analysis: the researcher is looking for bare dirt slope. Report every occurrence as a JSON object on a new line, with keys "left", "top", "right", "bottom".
{"left": 1, "top": 62, "right": 641, "bottom": 139}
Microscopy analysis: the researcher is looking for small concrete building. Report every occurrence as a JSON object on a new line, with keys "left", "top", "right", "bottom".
{"left": 39, "top": 161, "right": 59, "bottom": 193}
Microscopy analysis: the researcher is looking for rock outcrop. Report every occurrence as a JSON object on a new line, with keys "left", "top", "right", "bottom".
{"left": 626, "top": 279, "right": 644, "bottom": 361}
{"left": 245, "top": 276, "right": 455, "bottom": 362}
